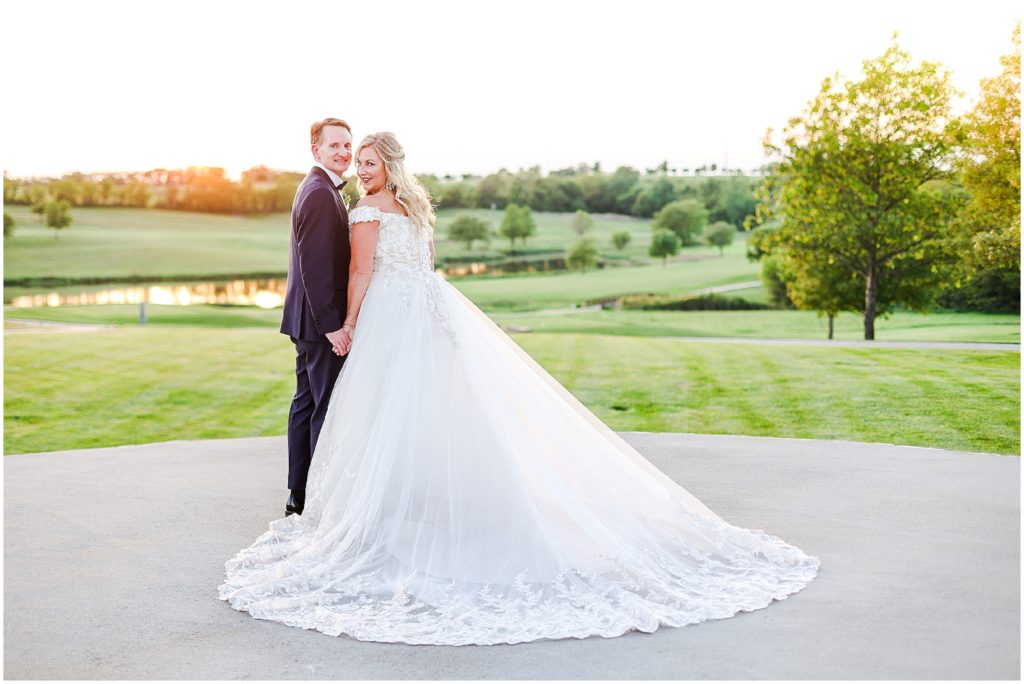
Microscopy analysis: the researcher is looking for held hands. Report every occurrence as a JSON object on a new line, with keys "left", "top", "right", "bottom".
{"left": 327, "top": 324, "right": 355, "bottom": 356}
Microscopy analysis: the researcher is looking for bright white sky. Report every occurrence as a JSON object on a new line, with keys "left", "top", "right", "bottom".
{"left": 2, "top": 0, "right": 1019, "bottom": 179}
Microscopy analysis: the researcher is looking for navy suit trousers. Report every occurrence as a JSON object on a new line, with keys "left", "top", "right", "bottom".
{"left": 287, "top": 337, "right": 346, "bottom": 492}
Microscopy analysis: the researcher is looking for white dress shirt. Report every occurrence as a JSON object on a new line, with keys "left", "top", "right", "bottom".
{"left": 313, "top": 162, "right": 345, "bottom": 189}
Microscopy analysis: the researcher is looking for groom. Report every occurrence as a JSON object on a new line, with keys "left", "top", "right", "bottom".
{"left": 279, "top": 117, "right": 353, "bottom": 516}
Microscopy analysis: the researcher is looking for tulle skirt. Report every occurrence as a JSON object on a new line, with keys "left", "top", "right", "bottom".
{"left": 218, "top": 268, "right": 820, "bottom": 645}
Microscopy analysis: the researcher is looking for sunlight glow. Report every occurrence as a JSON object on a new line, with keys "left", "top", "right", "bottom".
{"left": 2, "top": 0, "right": 1019, "bottom": 179}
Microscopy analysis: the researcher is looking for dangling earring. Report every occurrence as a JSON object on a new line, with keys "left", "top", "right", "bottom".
{"left": 385, "top": 181, "right": 396, "bottom": 193}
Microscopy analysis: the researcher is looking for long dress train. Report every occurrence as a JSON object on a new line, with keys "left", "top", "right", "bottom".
{"left": 218, "top": 206, "right": 820, "bottom": 645}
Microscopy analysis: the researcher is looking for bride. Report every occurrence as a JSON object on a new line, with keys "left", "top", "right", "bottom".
{"left": 218, "top": 132, "right": 820, "bottom": 646}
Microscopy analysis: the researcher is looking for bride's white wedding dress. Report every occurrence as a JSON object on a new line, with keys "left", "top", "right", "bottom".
{"left": 218, "top": 206, "right": 820, "bottom": 645}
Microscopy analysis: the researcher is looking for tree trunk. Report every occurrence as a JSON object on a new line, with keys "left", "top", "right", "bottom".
{"left": 828, "top": 314, "right": 834, "bottom": 339}
{"left": 864, "top": 266, "right": 877, "bottom": 340}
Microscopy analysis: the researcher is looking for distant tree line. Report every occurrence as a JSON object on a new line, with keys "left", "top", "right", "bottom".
{"left": 4, "top": 163, "right": 759, "bottom": 228}
{"left": 420, "top": 166, "right": 757, "bottom": 224}
{"left": 3, "top": 166, "right": 306, "bottom": 215}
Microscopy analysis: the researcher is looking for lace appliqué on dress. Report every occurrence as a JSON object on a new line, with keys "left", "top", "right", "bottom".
{"left": 349, "top": 205, "right": 386, "bottom": 226}
{"left": 218, "top": 503, "right": 819, "bottom": 646}
{"left": 350, "top": 207, "right": 457, "bottom": 348}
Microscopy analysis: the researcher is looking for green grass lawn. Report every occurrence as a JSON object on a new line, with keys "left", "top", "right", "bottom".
{"left": 518, "top": 334, "right": 1019, "bottom": 456}
{"left": 4, "top": 326, "right": 1018, "bottom": 456}
{"left": 6, "top": 304, "right": 1020, "bottom": 344}
{"left": 4, "top": 327, "right": 294, "bottom": 455}
{"left": 716, "top": 285, "right": 769, "bottom": 305}
{"left": 4, "top": 205, "right": 291, "bottom": 280}
{"left": 5, "top": 304, "right": 283, "bottom": 327}
{"left": 450, "top": 242, "right": 759, "bottom": 311}
{"left": 494, "top": 309, "right": 1022, "bottom": 343}
{"left": 433, "top": 208, "right": 657, "bottom": 262}
{"left": 3, "top": 205, "right": 665, "bottom": 282}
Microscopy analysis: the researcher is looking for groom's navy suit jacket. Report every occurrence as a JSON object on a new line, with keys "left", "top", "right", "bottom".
{"left": 280, "top": 167, "right": 351, "bottom": 341}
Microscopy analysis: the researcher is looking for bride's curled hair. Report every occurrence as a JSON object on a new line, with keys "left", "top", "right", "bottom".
{"left": 357, "top": 132, "right": 436, "bottom": 236}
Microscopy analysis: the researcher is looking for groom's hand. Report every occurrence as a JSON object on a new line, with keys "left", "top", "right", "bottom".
{"left": 338, "top": 329, "right": 353, "bottom": 356}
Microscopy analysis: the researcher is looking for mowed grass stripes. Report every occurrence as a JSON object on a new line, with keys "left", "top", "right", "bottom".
{"left": 4, "top": 328, "right": 1017, "bottom": 456}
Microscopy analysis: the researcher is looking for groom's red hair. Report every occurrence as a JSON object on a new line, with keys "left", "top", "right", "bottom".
{"left": 311, "top": 118, "right": 352, "bottom": 146}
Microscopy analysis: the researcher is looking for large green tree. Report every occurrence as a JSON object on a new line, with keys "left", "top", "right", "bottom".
{"left": 649, "top": 229, "right": 681, "bottom": 265}
{"left": 703, "top": 221, "right": 735, "bottom": 256}
{"left": 30, "top": 193, "right": 47, "bottom": 222}
{"left": 44, "top": 200, "right": 73, "bottom": 238}
{"left": 611, "top": 230, "right": 631, "bottom": 250}
{"left": 448, "top": 214, "right": 491, "bottom": 249}
{"left": 746, "top": 223, "right": 794, "bottom": 309}
{"left": 499, "top": 203, "right": 536, "bottom": 250}
{"left": 652, "top": 199, "right": 707, "bottom": 246}
{"left": 572, "top": 209, "right": 594, "bottom": 235}
{"left": 784, "top": 249, "right": 865, "bottom": 339}
{"left": 566, "top": 238, "right": 599, "bottom": 273}
{"left": 752, "top": 38, "right": 965, "bottom": 339}
{"left": 947, "top": 25, "right": 1020, "bottom": 311}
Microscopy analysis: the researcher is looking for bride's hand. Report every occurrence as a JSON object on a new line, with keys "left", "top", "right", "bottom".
{"left": 326, "top": 327, "right": 349, "bottom": 356}
{"left": 334, "top": 325, "right": 354, "bottom": 356}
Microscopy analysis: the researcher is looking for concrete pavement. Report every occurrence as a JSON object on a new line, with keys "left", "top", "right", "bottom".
{"left": 3, "top": 433, "right": 1020, "bottom": 679}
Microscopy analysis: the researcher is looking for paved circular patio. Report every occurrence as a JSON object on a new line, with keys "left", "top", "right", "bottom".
{"left": 3, "top": 433, "right": 1019, "bottom": 679}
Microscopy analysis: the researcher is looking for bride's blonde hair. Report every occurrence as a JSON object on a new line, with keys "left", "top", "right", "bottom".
{"left": 356, "top": 132, "right": 435, "bottom": 236}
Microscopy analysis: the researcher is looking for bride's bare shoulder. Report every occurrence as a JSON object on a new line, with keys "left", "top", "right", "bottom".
{"left": 355, "top": 194, "right": 386, "bottom": 209}
{"left": 356, "top": 193, "right": 407, "bottom": 217}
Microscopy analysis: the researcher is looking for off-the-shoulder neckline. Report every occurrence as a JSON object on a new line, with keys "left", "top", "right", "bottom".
{"left": 351, "top": 205, "right": 409, "bottom": 220}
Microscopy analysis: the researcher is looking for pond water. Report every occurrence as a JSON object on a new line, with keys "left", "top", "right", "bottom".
{"left": 442, "top": 257, "right": 567, "bottom": 277}
{"left": 6, "top": 257, "right": 576, "bottom": 309}
{"left": 7, "top": 278, "right": 289, "bottom": 309}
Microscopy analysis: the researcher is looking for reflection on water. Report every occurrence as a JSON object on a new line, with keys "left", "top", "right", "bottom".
{"left": 7, "top": 259, "right": 568, "bottom": 309}
{"left": 9, "top": 278, "right": 288, "bottom": 309}
{"left": 443, "top": 257, "right": 566, "bottom": 277}
{"left": 445, "top": 263, "right": 490, "bottom": 277}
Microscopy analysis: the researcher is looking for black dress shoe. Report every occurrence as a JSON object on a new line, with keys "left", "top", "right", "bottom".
{"left": 285, "top": 490, "right": 305, "bottom": 516}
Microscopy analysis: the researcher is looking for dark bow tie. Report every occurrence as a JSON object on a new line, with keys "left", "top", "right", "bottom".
{"left": 335, "top": 179, "right": 347, "bottom": 191}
